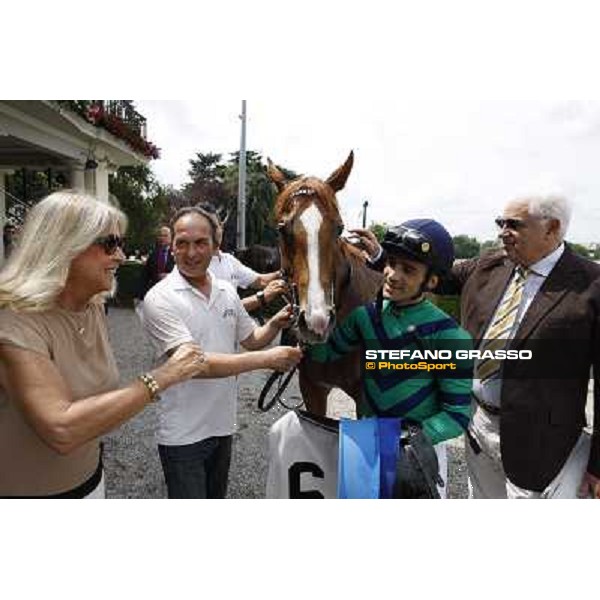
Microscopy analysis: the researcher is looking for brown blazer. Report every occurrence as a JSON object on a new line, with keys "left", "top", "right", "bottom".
{"left": 447, "top": 246, "right": 600, "bottom": 491}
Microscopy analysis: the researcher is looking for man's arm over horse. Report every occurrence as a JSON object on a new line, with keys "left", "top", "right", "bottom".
{"left": 419, "top": 328, "right": 474, "bottom": 445}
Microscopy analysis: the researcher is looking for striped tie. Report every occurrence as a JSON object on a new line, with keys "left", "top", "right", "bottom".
{"left": 476, "top": 266, "right": 528, "bottom": 382}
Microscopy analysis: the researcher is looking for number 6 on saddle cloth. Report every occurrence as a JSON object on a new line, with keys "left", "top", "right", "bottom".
{"left": 266, "top": 411, "right": 444, "bottom": 499}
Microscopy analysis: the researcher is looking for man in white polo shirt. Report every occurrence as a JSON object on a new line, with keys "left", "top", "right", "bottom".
{"left": 142, "top": 206, "right": 301, "bottom": 498}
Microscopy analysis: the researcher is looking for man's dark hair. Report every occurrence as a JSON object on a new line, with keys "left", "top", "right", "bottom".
{"left": 195, "top": 201, "right": 218, "bottom": 216}
{"left": 170, "top": 206, "right": 219, "bottom": 246}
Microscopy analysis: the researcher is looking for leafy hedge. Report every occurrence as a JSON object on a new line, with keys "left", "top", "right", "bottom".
{"left": 430, "top": 294, "right": 460, "bottom": 321}
{"left": 114, "top": 261, "right": 144, "bottom": 307}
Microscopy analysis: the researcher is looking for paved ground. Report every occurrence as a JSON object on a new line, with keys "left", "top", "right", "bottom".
{"left": 103, "top": 306, "right": 470, "bottom": 499}
{"left": 104, "top": 307, "right": 594, "bottom": 499}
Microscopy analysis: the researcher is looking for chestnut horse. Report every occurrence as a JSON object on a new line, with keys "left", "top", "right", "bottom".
{"left": 267, "top": 151, "right": 383, "bottom": 416}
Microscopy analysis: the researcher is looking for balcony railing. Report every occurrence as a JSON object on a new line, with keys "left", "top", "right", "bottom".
{"left": 54, "top": 100, "right": 159, "bottom": 159}
{"left": 103, "top": 101, "right": 147, "bottom": 139}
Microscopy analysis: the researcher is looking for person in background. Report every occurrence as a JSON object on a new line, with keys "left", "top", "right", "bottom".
{"left": 196, "top": 202, "right": 286, "bottom": 313}
{"left": 140, "top": 225, "right": 175, "bottom": 298}
{"left": 3, "top": 223, "right": 17, "bottom": 260}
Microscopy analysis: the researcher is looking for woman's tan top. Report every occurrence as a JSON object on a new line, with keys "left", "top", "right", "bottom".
{"left": 0, "top": 303, "right": 119, "bottom": 496}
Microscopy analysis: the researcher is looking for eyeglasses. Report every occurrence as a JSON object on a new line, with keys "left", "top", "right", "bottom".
{"left": 94, "top": 234, "right": 125, "bottom": 255}
{"left": 494, "top": 217, "right": 527, "bottom": 231}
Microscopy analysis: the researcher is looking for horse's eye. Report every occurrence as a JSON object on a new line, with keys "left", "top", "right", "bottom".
{"left": 277, "top": 220, "right": 294, "bottom": 242}
{"left": 336, "top": 224, "right": 344, "bottom": 236}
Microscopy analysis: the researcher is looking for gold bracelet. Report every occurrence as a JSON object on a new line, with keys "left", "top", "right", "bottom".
{"left": 138, "top": 373, "right": 161, "bottom": 402}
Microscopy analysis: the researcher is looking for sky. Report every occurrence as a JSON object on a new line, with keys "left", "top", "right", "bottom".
{"left": 136, "top": 99, "right": 600, "bottom": 245}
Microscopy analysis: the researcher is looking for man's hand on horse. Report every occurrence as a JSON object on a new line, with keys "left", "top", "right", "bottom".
{"left": 349, "top": 228, "right": 382, "bottom": 261}
{"left": 269, "top": 304, "right": 295, "bottom": 330}
{"left": 263, "top": 279, "right": 287, "bottom": 303}
{"left": 265, "top": 345, "right": 303, "bottom": 371}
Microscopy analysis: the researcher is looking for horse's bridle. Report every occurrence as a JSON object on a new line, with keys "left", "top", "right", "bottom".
{"left": 279, "top": 270, "right": 301, "bottom": 331}
{"left": 278, "top": 240, "right": 352, "bottom": 344}
{"left": 256, "top": 241, "right": 353, "bottom": 412}
{"left": 276, "top": 190, "right": 348, "bottom": 333}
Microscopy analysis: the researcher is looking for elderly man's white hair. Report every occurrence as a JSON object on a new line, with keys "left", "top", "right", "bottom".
{"left": 517, "top": 194, "right": 572, "bottom": 241}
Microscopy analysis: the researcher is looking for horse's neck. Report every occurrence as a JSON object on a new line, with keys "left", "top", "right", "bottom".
{"left": 335, "top": 242, "right": 383, "bottom": 322}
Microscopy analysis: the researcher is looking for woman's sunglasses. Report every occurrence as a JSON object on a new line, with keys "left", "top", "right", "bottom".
{"left": 94, "top": 234, "right": 125, "bottom": 255}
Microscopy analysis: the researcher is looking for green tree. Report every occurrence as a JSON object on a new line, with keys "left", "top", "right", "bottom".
{"left": 453, "top": 235, "right": 481, "bottom": 259}
{"left": 369, "top": 221, "right": 388, "bottom": 242}
{"left": 182, "top": 149, "right": 297, "bottom": 250}
{"left": 480, "top": 239, "right": 501, "bottom": 255}
{"left": 223, "top": 151, "right": 287, "bottom": 249}
{"left": 183, "top": 152, "right": 229, "bottom": 212}
{"left": 568, "top": 242, "right": 591, "bottom": 259}
{"left": 109, "top": 165, "right": 169, "bottom": 254}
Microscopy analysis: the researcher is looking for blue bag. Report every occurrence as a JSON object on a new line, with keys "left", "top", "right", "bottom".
{"left": 337, "top": 417, "right": 401, "bottom": 499}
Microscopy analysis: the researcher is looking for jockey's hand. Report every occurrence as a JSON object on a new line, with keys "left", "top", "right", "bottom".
{"left": 269, "top": 304, "right": 295, "bottom": 330}
{"left": 578, "top": 471, "right": 600, "bottom": 499}
{"left": 264, "top": 345, "right": 303, "bottom": 372}
{"left": 263, "top": 279, "right": 287, "bottom": 303}
{"left": 349, "top": 228, "right": 382, "bottom": 261}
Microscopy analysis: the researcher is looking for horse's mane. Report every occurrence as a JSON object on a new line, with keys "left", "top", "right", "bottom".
{"left": 336, "top": 238, "right": 383, "bottom": 321}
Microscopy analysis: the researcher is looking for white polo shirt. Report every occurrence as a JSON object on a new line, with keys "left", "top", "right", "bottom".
{"left": 141, "top": 268, "right": 256, "bottom": 446}
{"left": 209, "top": 251, "right": 258, "bottom": 289}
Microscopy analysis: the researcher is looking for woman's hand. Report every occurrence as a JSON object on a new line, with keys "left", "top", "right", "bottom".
{"left": 154, "top": 342, "right": 208, "bottom": 389}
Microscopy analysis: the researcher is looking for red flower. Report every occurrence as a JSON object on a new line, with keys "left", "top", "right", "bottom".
{"left": 87, "top": 104, "right": 104, "bottom": 123}
{"left": 72, "top": 102, "right": 160, "bottom": 160}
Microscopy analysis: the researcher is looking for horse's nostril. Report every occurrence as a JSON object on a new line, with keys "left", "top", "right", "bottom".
{"left": 297, "top": 311, "right": 307, "bottom": 329}
{"left": 328, "top": 310, "right": 336, "bottom": 330}
{"left": 305, "top": 310, "right": 330, "bottom": 337}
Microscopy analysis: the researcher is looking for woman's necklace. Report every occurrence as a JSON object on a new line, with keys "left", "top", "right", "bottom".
{"left": 60, "top": 305, "right": 90, "bottom": 336}
{"left": 74, "top": 308, "right": 90, "bottom": 335}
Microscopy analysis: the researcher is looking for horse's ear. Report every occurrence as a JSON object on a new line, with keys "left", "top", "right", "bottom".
{"left": 267, "top": 158, "right": 288, "bottom": 193}
{"left": 325, "top": 151, "right": 354, "bottom": 192}
{"left": 219, "top": 209, "right": 230, "bottom": 227}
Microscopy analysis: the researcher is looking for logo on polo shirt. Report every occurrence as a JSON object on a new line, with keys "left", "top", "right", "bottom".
{"left": 222, "top": 308, "right": 236, "bottom": 319}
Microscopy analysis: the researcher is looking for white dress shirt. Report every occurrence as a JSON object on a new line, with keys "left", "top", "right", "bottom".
{"left": 473, "top": 243, "right": 565, "bottom": 408}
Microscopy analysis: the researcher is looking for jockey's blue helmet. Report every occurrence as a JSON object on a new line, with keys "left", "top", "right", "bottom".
{"left": 381, "top": 219, "right": 455, "bottom": 275}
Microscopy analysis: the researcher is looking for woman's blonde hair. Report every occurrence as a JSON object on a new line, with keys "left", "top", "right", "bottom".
{"left": 0, "top": 189, "right": 127, "bottom": 311}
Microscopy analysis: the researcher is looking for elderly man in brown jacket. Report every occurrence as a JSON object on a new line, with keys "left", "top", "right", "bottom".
{"left": 446, "top": 194, "right": 600, "bottom": 498}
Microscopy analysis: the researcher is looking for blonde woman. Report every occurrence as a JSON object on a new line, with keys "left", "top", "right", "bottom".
{"left": 0, "top": 190, "right": 301, "bottom": 498}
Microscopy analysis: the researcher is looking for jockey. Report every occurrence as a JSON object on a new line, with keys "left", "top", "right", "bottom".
{"left": 309, "top": 219, "right": 474, "bottom": 497}
{"left": 375, "top": 219, "right": 456, "bottom": 312}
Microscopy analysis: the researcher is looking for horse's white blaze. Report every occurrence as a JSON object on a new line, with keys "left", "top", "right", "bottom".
{"left": 299, "top": 203, "right": 329, "bottom": 335}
